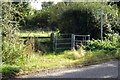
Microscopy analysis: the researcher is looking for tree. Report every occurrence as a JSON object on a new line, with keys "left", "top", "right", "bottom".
{"left": 50, "top": 2, "right": 119, "bottom": 39}
{"left": 41, "top": 1, "right": 54, "bottom": 9}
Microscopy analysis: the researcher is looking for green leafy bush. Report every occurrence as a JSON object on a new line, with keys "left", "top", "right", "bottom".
{"left": 20, "top": 2, "right": 119, "bottom": 39}
{"left": 1, "top": 2, "right": 27, "bottom": 64}
{"left": 57, "top": 2, "right": 118, "bottom": 39}
{"left": 88, "top": 40, "right": 115, "bottom": 50}
{"left": 88, "top": 33, "right": 120, "bottom": 50}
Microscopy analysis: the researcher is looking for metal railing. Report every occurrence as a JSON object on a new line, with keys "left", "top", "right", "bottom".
{"left": 55, "top": 34, "right": 72, "bottom": 50}
{"left": 54, "top": 34, "right": 90, "bottom": 50}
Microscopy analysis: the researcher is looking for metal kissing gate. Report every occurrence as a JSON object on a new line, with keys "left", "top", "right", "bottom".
{"left": 54, "top": 34, "right": 90, "bottom": 50}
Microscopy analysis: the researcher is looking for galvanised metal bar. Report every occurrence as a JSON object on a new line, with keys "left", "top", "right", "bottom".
{"left": 56, "top": 38, "right": 71, "bottom": 40}
{"left": 54, "top": 33, "right": 90, "bottom": 50}
{"left": 75, "top": 35, "right": 90, "bottom": 37}
{"left": 88, "top": 35, "right": 90, "bottom": 40}
{"left": 74, "top": 35, "right": 90, "bottom": 46}
{"left": 71, "top": 34, "right": 75, "bottom": 49}
{"left": 56, "top": 34, "right": 71, "bottom": 36}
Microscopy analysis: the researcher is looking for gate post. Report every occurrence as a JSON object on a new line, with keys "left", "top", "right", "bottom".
{"left": 50, "top": 33, "right": 55, "bottom": 50}
{"left": 88, "top": 35, "right": 90, "bottom": 41}
{"left": 71, "top": 34, "right": 75, "bottom": 49}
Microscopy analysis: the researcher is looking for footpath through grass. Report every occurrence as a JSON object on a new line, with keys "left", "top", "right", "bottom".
{"left": 1, "top": 49, "right": 119, "bottom": 78}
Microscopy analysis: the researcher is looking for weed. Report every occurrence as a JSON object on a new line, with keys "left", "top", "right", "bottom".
{"left": 87, "top": 33, "right": 120, "bottom": 51}
{"left": 2, "top": 38, "right": 26, "bottom": 64}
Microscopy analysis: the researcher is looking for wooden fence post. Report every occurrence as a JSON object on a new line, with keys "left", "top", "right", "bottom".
{"left": 71, "top": 34, "right": 75, "bottom": 49}
{"left": 50, "top": 33, "right": 55, "bottom": 50}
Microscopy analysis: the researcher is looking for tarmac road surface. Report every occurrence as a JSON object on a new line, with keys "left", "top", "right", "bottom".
{"left": 12, "top": 60, "right": 119, "bottom": 79}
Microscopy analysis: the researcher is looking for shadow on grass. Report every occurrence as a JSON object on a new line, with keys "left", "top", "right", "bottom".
{"left": 2, "top": 64, "right": 20, "bottom": 79}
{"left": 46, "top": 49, "right": 67, "bottom": 55}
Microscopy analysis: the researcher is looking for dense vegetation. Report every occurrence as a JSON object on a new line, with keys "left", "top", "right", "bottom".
{"left": 1, "top": 2, "right": 26, "bottom": 64}
{"left": 1, "top": 2, "right": 120, "bottom": 79}
{"left": 21, "top": 2, "right": 119, "bottom": 39}
{"left": 1, "top": 2, "right": 27, "bottom": 77}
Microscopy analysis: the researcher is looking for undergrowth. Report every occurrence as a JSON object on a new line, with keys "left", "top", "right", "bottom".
{"left": 3, "top": 48, "right": 119, "bottom": 78}
{"left": 2, "top": 33, "right": 120, "bottom": 78}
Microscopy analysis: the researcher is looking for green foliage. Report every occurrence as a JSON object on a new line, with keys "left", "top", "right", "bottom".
{"left": 1, "top": 2, "right": 27, "bottom": 64}
{"left": 56, "top": 2, "right": 119, "bottom": 39}
{"left": 14, "top": 2, "right": 36, "bottom": 30}
{"left": 88, "top": 33, "right": 120, "bottom": 50}
{"left": 41, "top": 1, "right": 54, "bottom": 9}
{"left": 21, "top": 8, "right": 51, "bottom": 30}
{"left": 88, "top": 40, "right": 115, "bottom": 50}
{"left": 17, "top": 31, "right": 55, "bottom": 37}
{"left": 79, "top": 50, "right": 118, "bottom": 65}
{"left": 1, "top": 64, "right": 20, "bottom": 77}
{"left": 14, "top": 49, "right": 119, "bottom": 75}
{"left": 1, "top": 2, "right": 119, "bottom": 78}
{"left": 21, "top": 2, "right": 119, "bottom": 39}
{"left": 35, "top": 40, "right": 50, "bottom": 53}
{"left": 62, "top": 50, "right": 75, "bottom": 60}
{"left": 2, "top": 39, "right": 26, "bottom": 64}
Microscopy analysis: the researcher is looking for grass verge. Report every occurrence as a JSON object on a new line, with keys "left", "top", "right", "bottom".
{"left": 2, "top": 49, "right": 120, "bottom": 78}
{"left": 1, "top": 64, "right": 20, "bottom": 78}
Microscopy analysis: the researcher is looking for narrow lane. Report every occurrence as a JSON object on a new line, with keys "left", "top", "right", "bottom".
{"left": 14, "top": 60, "right": 119, "bottom": 79}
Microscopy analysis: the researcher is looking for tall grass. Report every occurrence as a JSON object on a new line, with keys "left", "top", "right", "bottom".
{"left": 1, "top": 64, "right": 20, "bottom": 78}
{"left": 13, "top": 48, "right": 119, "bottom": 75}
{"left": 2, "top": 38, "right": 27, "bottom": 64}
{"left": 2, "top": 47, "right": 119, "bottom": 78}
